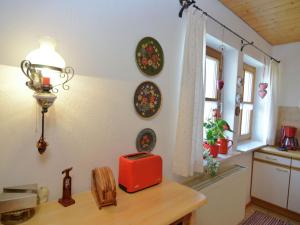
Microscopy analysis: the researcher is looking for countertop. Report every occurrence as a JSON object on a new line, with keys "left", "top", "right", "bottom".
{"left": 258, "top": 146, "right": 300, "bottom": 160}
{"left": 21, "top": 180, "right": 207, "bottom": 225}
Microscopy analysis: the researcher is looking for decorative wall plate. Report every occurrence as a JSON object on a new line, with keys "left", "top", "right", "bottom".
{"left": 136, "top": 128, "right": 156, "bottom": 152}
{"left": 134, "top": 81, "right": 161, "bottom": 118}
{"left": 135, "top": 37, "right": 164, "bottom": 76}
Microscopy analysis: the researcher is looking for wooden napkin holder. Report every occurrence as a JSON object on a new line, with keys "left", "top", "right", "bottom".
{"left": 91, "top": 167, "right": 117, "bottom": 209}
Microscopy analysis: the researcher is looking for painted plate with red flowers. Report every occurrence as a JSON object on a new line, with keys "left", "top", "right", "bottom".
{"left": 134, "top": 81, "right": 161, "bottom": 118}
{"left": 136, "top": 128, "right": 156, "bottom": 152}
{"left": 135, "top": 37, "right": 164, "bottom": 76}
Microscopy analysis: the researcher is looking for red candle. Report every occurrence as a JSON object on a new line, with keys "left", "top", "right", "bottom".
{"left": 42, "top": 77, "right": 50, "bottom": 86}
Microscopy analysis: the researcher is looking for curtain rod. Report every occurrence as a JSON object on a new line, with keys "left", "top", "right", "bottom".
{"left": 178, "top": 0, "right": 280, "bottom": 63}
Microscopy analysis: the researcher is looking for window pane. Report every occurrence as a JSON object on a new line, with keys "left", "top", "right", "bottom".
{"left": 243, "top": 71, "right": 253, "bottom": 102}
{"left": 204, "top": 101, "right": 218, "bottom": 121}
{"left": 205, "top": 57, "right": 219, "bottom": 99}
{"left": 240, "top": 103, "right": 253, "bottom": 135}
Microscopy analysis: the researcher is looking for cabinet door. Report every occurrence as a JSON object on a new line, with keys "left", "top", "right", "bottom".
{"left": 288, "top": 169, "right": 300, "bottom": 213}
{"left": 251, "top": 160, "right": 290, "bottom": 208}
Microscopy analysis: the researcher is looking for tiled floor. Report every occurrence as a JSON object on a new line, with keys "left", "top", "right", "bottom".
{"left": 243, "top": 203, "right": 300, "bottom": 225}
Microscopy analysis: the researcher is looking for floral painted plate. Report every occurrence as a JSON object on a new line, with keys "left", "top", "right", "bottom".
{"left": 136, "top": 128, "right": 156, "bottom": 152}
{"left": 135, "top": 37, "right": 164, "bottom": 76}
{"left": 134, "top": 81, "right": 161, "bottom": 118}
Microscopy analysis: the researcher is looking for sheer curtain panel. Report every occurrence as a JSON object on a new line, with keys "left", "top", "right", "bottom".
{"left": 265, "top": 60, "right": 281, "bottom": 145}
{"left": 172, "top": 9, "right": 206, "bottom": 177}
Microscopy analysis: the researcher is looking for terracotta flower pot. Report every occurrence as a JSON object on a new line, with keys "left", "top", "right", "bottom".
{"left": 203, "top": 142, "right": 219, "bottom": 158}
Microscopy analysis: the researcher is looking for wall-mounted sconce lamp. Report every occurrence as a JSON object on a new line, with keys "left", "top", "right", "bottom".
{"left": 20, "top": 37, "right": 74, "bottom": 154}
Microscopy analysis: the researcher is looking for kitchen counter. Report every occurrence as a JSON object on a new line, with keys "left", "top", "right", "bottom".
{"left": 21, "top": 180, "right": 207, "bottom": 225}
{"left": 258, "top": 146, "right": 300, "bottom": 160}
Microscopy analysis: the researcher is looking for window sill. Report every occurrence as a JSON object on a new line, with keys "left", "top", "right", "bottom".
{"left": 236, "top": 140, "right": 266, "bottom": 153}
{"left": 203, "top": 150, "right": 241, "bottom": 166}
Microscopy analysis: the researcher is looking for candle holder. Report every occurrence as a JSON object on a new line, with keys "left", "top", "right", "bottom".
{"left": 20, "top": 38, "right": 74, "bottom": 154}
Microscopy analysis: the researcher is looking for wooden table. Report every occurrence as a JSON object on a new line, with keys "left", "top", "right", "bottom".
{"left": 22, "top": 181, "right": 207, "bottom": 225}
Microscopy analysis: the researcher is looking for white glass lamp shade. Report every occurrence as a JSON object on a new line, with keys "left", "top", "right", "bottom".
{"left": 21, "top": 37, "right": 74, "bottom": 93}
{"left": 26, "top": 38, "right": 65, "bottom": 69}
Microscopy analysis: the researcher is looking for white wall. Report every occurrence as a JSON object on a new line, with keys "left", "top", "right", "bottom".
{"left": 0, "top": 0, "right": 185, "bottom": 199}
{"left": 272, "top": 42, "right": 300, "bottom": 107}
{"left": 0, "top": 0, "right": 272, "bottom": 200}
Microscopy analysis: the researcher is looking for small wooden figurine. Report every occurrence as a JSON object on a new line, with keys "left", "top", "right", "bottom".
{"left": 91, "top": 167, "right": 117, "bottom": 209}
{"left": 58, "top": 167, "right": 75, "bottom": 207}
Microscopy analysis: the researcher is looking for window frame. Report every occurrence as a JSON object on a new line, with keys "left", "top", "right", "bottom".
{"left": 239, "top": 63, "right": 256, "bottom": 140}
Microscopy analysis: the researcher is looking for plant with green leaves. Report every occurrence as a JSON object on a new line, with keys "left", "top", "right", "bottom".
{"left": 203, "top": 149, "right": 220, "bottom": 176}
{"left": 203, "top": 118, "right": 233, "bottom": 145}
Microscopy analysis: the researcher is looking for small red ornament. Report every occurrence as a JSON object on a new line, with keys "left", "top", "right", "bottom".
{"left": 258, "top": 89, "right": 267, "bottom": 99}
{"left": 259, "top": 82, "right": 268, "bottom": 90}
{"left": 217, "top": 79, "right": 224, "bottom": 90}
{"left": 258, "top": 82, "right": 268, "bottom": 99}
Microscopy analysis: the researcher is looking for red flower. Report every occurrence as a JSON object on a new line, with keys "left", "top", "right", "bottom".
{"left": 146, "top": 45, "right": 154, "bottom": 54}
{"left": 142, "top": 57, "right": 148, "bottom": 66}
{"left": 142, "top": 97, "right": 148, "bottom": 105}
{"left": 150, "top": 96, "right": 155, "bottom": 104}
{"left": 151, "top": 54, "right": 158, "bottom": 64}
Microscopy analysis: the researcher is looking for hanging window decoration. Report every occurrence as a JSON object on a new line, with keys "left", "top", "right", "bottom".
{"left": 135, "top": 37, "right": 164, "bottom": 76}
{"left": 134, "top": 81, "right": 162, "bottom": 118}
{"left": 217, "top": 79, "right": 224, "bottom": 91}
{"left": 258, "top": 57, "right": 268, "bottom": 99}
{"left": 136, "top": 128, "right": 157, "bottom": 152}
{"left": 236, "top": 93, "right": 242, "bottom": 104}
{"left": 217, "top": 28, "right": 225, "bottom": 91}
{"left": 237, "top": 76, "right": 244, "bottom": 88}
{"left": 258, "top": 83, "right": 268, "bottom": 99}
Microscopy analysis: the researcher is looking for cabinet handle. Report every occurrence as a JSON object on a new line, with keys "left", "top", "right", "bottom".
{"left": 266, "top": 156, "right": 277, "bottom": 161}
{"left": 276, "top": 168, "right": 289, "bottom": 173}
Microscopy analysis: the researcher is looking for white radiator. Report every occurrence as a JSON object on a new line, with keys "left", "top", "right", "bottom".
{"left": 184, "top": 165, "right": 247, "bottom": 225}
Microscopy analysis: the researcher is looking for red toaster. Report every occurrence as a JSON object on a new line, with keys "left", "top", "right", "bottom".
{"left": 118, "top": 152, "right": 162, "bottom": 193}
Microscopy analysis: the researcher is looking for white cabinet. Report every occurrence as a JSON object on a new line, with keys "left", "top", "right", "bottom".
{"left": 251, "top": 160, "right": 290, "bottom": 208}
{"left": 254, "top": 152, "right": 291, "bottom": 166}
{"left": 288, "top": 160, "right": 300, "bottom": 213}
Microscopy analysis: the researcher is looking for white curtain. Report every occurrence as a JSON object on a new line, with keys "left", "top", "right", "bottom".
{"left": 172, "top": 9, "right": 206, "bottom": 177}
{"left": 265, "top": 60, "right": 281, "bottom": 145}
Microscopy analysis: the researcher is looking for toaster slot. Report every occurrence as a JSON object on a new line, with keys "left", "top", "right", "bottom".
{"left": 125, "top": 153, "right": 151, "bottom": 160}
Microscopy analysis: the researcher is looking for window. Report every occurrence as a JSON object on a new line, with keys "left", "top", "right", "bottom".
{"left": 204, "top": 47, "right": 222, "bottom": 121}
{"left": 239, "top": 64, "right": 256, "bottom": 140}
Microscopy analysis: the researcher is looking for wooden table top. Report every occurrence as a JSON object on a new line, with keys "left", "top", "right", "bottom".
{"left": 22, "top": 180, "right": 207, "bottom": 225}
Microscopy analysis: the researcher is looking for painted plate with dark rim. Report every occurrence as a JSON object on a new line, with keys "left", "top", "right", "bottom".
{"left": 134, "top": 81, "right": 161, "bottom": 118}
{"left": 135, "top": 37, "right": 164, "bottom": 76}
{"left": 136, "top": 128, "right": 156, "bottom": 152}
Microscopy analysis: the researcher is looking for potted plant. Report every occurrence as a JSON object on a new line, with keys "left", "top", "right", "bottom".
{"left": 203, "top": 118, "right": 233, "bottom": 157}
{"left": 203, "top": 149, "right": 220, "bottom": 176}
